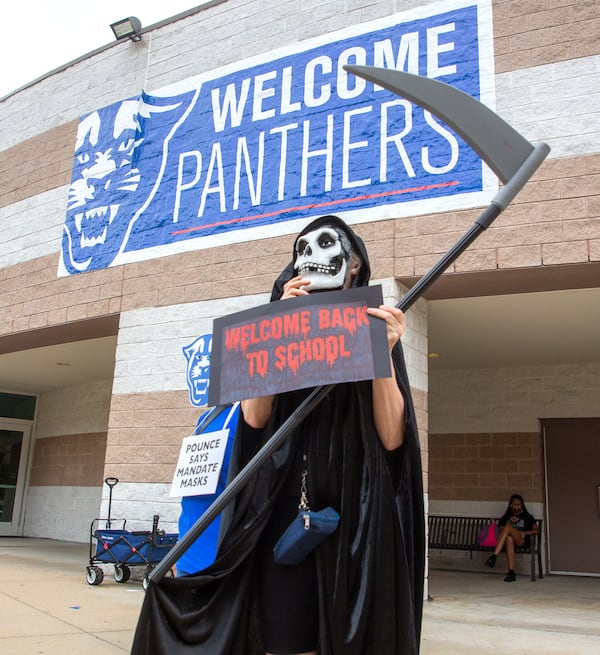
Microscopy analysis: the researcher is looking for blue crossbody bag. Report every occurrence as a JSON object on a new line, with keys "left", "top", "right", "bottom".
{"left": 273, "top": 454, "right": 340, "bottom": 566}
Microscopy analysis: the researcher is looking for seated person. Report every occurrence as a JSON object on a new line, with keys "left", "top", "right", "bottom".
{"left": 484, "top": 493, "right": 539, "bottom": 582}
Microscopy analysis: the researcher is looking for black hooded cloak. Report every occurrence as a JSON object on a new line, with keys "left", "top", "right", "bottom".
{"left": 132, "top": 216, "right": 425, "bottom": 655}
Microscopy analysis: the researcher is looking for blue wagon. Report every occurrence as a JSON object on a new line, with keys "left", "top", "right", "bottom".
{"left": 85, "top": 477, "right": 178, "bottom": 588}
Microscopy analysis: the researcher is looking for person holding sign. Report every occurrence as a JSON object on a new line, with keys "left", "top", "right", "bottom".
{"left": 237, "top": 215, "right": 424, "bottom": 655}
{"left": 133, "top": 215, "right": 425, "bottom": 655}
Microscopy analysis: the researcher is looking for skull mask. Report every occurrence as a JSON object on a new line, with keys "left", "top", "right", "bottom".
{"left": 294, "top": 224, "right": 356, "bottom": 291}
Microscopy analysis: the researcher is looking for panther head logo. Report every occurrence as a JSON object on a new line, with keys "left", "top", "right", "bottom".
{"left": 61, "top": 91, "right": 196, "bottom": 274}
{"left": 182, "top": 333, "right": 213, "bottom": 407}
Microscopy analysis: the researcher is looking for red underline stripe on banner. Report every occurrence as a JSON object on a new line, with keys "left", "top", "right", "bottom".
{"left": 171, "top": 180, "right": 459, "bottom": 236}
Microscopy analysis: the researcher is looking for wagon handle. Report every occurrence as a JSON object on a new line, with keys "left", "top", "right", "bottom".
{"left": 104, "top": 477, "right": 119, "bottom": 528}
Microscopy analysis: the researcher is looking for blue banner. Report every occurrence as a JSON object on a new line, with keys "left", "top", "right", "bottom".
{"left": 61, "top": 1, "right": 493, "bottom": 274}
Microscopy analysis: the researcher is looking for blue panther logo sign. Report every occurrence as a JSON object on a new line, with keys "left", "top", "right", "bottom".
{"left": 61, "top": 90, "right": 198, "bottom": 274}
{"left": 183, "top": 333, "right": 212, "bottom": 407}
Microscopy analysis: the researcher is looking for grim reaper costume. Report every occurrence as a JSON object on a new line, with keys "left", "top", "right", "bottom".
{"left": 132, "top": 215, "right": 425, "bottom": 655}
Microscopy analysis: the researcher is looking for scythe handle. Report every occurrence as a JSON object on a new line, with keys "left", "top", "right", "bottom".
{"left": 149, "top": 141, "right": 550, "bottom": 583}
{"left": 397, "top": 217, "right": 491, "bottom": 313}
{"left": 400, "top": 141, "right": 550, "bottom": 313}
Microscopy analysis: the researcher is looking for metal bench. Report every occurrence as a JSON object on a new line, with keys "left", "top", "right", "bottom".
{"left": 428, "top": 515, "right": 543, "bottom": 581}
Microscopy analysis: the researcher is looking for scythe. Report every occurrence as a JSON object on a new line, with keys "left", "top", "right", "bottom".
{"left": 148, "top": 67, "right": 550, "bottom": 583}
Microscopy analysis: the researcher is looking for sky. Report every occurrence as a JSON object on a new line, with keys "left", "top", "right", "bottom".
{"left": 0, "top": 1, "right": 203, "bottom": 98}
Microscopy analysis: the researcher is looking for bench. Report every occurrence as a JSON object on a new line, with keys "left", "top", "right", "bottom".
{"left": 428, "top": 515, "right": 543, "bottom": 581}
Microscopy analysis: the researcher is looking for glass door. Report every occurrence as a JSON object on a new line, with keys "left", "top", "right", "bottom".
{"left": 0, "top": 422, "right": 32, "bottom": 536}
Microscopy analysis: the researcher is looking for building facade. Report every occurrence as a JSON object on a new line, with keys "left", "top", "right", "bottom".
{"left": 0, "top": 0, "right": 598, "bottom": 580}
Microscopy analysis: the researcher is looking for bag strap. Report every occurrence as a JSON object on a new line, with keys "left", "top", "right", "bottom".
{"left": 299, "top": 454, "right": 310, "bottom": 511}
{"left": 222, "top": 402, "right": 239, "bottom": 430}
{"left": 195, "top": 404, "right": 228, "bottom": 433}
{"left": 195, "top": 402, "right": 239, "bottom": 434}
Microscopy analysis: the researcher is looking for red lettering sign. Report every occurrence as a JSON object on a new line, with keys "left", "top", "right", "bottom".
{"left": 209, "top": 286, "right": 390, "bottom": 405}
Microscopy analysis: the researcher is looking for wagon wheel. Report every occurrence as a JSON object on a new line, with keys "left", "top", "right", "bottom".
{"left": 114, "top": 564, "right": 131, "bottom": 583}
{"left": 85, "top": 566, "right": 104, "bottom": 586}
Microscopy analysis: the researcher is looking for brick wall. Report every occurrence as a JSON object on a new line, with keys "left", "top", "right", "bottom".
{"left": 0, "top": 121, "right": 77, "bottom": 210}
{"left": 1, "top": 153, "right": 599, "bottom": 337}
{"left": 430, "top": 362, "right": 600, "bottom": 434}
{"left": 28, "top": 432, "right": 107, "bottom": 486}
{"left": 429, "top": 431, "right": 544, "bottom": 503}
{"left": 0, "top": 254, "right": 124, "bottom": 335}
{"left": 492, "top": 0, "right": 598, "bottom": 73}
{"left": 24, "top": 485, "right": 103, "bottom": 541}
{"left": 428, "top": 362, "right": 600, "bottom": 505}
{"left": 105, "top": 390, "right": 197, "bottom": 483}
{"left": 395, "top": 151, "right": 600, "bottom": 277}
{"left": 35, "top": 379, "right": 112, "bottom": 437}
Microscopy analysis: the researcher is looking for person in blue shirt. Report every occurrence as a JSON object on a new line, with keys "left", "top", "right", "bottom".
{"left": 176, "top": 402, "right": 239, "bottom": 576}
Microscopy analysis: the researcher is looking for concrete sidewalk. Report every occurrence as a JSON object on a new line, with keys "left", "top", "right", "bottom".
{"left": 423, "top": 569, "right": 600, "bottom": 655}
{"left": 0, "top": 537, "right": 144, "bottom": 654}
{"left": 1, "top": 537, "right": 599, "bottom": 654}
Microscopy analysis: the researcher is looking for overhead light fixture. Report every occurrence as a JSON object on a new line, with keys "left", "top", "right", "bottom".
{"left": 110, "top": 16, "right": 143, "bottom": 42}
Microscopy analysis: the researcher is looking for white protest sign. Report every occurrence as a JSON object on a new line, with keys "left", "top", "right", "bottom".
{"left": 170, "top": 428, "right": 229, "bottom": 497}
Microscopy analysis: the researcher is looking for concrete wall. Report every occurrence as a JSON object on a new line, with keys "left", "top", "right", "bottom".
{"left": 430, "top": 362, "right": 600, "bottom": 435}
{"left": 23, "top": 380, "right": 111, "bottom": 541}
